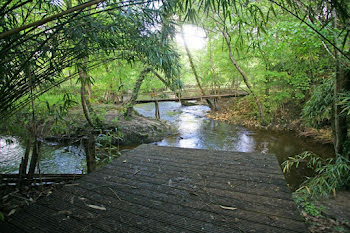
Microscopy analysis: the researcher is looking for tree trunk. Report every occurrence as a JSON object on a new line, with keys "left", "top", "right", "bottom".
{"left": 152, "top": 70, "right": 182, "bottom": 101}
{"left": 181, "top": 26, "right": 213, "bottom": 109}
{"left": 208, "top": 37, "right": 217, "bottom": 95}
{"left": 208, "top": 37, "right": 218, "bottom": 111}
{"left": 152, "top": 70, "right": 170, "bottom": 87}
{"left": 333, "top": 11, "right": 349, "bottom": 157}
{"left": 221, "top": 29, "right": 265, "bottom": 123}
{"left": 125, "top": 67, "right": 151, "bottom": 117}
{"left": 334, "top": 65, "right": 349, "bottom": 156}
{"left": 79, "top": 62, "right": 94, "bottom": 128}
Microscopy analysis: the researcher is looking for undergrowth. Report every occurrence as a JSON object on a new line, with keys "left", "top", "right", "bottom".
{"left": 283, "top": 151, "right": 350, "bottom": 198}
{"left": 282, "top": 151, "right": 350, "bottom": 218}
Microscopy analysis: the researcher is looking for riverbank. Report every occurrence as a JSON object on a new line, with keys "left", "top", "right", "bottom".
{"left": 44, "top": 104, "right": 176, "bottom": 145}
{"left": 298, "top": 190, "right": 350, "bottom": 233}
{"left": 208, "top": 97, "right": 333, "bottom": 145}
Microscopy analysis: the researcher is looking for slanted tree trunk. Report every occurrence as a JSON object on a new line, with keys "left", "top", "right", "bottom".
{"left": 79, "top": 60, "right": 94, "bottom": 128}
{"left": 125, "top": 67, "right": 151, "bottom": 117}
{"left": 181, "top": 26, "right": 214, "bottom": 109}
{"left": 152, "top": 70, "right": 182, "bottom": 101}
{"left": 208, "top": 37, "right": 217, "bottom": 95}
{"left": 221, "top": 29, "right": 265, "bottom": 123}
{"left": 152, "top": 70, "right": 170, "bottom": 87}
{"left": 26, "top": 62, "right": 41, "bottom": 179}
{"left": 208, "top": 37, "right": 218, "bottom": 111}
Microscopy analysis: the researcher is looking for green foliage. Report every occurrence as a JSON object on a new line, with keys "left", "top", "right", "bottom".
{"left": 0, "top": 211, "right": 4, "bottom": 221}
{"left": 0, "top": 1, "right": 181, "bottom": 118}
{"left": 44, "top": 93, "right": 77, "bottom": 123}
{"left": 283, "top": 151, "right": 350, "bottom": 198}
{"left": 96, "top": 130, "right": 123, "bottom": 165}
{"left": 339, "top": 91, "right": 350, "bottom": 116}
{"left": 294, "top": 194, "right": 323, "bottom": 217}
{"left": 302, "top": 79, "right": 334, "bottom": 128}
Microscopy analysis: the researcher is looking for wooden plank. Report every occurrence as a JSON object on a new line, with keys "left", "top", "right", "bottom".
{"left": 83, "top": 167, "right": 299, "bottom": 216}
{"left": 127, "top": 144, "right": 279, "bottom": 166}
{"left": 135, "top": 92, "right": 248, "bottom": 103}
{"left": 87, "top": 169, "right": 296, "bottom": 211}
{"left": 1, "top": 145, "right": 307, "bottom": 232}
{"left": 7, "top": 202, "right": 101, "bottom": 233}
{"left": 122, "top": 149, "right": 280, "bottom": 171}
{"left": 100, "top": 163, "right": 292, "bottom": 199}
{"left": 105, "top": 161, "right": 287, "bottom": 186}
{"left": 63, "top": 182, "right": 299, "bottom": 233}
{"left": 75, "top": 174, "right": 305, "bottom": 230}
{"left": 110, "top": 152, "right": 284, "bottom": 176}
{"left": 41, "top": 188, "right": 229, "bottom": 233}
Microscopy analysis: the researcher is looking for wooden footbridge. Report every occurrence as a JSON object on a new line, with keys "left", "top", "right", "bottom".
{"left": 1, "top": 145, "right": 307, "bottom": 232}
{"left": 135, "top": 92, "right": 248, "bottom": 104}
{"left": 136, "top": 91, "right": 248, "bottom": 119}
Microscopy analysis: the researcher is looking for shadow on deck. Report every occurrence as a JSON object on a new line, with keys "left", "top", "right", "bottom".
{"left": 1, "top": 144, "right": 307, "bottom": 232}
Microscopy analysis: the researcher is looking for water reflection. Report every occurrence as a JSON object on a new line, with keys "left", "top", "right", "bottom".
{"left": 135, "top": 102, "right": 334, "bottom": 159}
{"left": 135, "top": 101, "right": 335, "bottom": 189}
{"left": 0, "top": 137, "right": 86, "bottom": 174}
{"left": 0, "top": 137, "right": 24, "bottom": 173}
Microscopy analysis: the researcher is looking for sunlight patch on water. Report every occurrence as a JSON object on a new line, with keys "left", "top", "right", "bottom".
{"left": 0, "top": 136, "right": 86, "bottom": 174}
{"left": 0, "top": 137, "right": 24, "bottom": 173}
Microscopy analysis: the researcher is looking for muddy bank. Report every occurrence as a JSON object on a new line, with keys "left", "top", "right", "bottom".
{"left": 208, "top": 98, "right": 333, "bottom": 145}
{"left": 103, "top": 110, "right": 176, "bottom": 145}
{"left": 45, "top": 104, "right": 176, "bottom": 145}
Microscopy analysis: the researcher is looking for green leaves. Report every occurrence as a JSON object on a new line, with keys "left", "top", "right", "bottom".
{"left": 302, "top": 79, "right": 334, "bottom": 128}
{"left": 283, "top": 151, "right": 350, "bottom": 198}
{"left": 0, "top": 0, "right": 182, "bottom": 118}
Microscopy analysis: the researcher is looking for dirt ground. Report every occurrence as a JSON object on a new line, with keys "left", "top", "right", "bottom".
{"left": 302, "top": 190, "right": 350, "bottom": 233}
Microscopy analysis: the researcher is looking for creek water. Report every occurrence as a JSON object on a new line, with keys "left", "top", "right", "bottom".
{"left": 134, "top": 101, "right": 335, "bottom": 190}
{"left": 0, "top": 138, "right": 86, "bottom": 174}
{"left": 0, "top": 101, "right": 334, "bottom": 190}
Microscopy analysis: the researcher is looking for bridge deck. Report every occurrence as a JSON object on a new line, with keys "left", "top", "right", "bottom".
{"left": 1, "top": 145, "right": 307, "bottom": 233}
{"left": 135, "top": 92, "right": 247, "bottom": 103}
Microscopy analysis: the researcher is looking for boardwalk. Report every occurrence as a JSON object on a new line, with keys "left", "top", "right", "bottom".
{"left": 1, "top": 145, "right": 307, "bottom": 233}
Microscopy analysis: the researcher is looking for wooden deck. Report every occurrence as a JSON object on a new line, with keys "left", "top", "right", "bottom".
{"left": 1, "top": 144, "right": 307, "bottom": 233}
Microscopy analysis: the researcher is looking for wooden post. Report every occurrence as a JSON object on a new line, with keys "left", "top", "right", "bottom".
{"left": 27, "top": 139, "right": 41, "bottom": 179}
{"left": 17, "top": 158, "right": 24, "bottom": 188}
{"left": 82, "top": 135, "right": 96, "bottom": 173}
{"left": 21, "top": 138, "right": 31, "bottom": 175}
{"left": 155, "top": 101, "right": 160, "bottom": 119}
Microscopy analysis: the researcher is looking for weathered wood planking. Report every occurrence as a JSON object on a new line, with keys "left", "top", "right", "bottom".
{"left": 135, "top": 92, "right": 248, "bottom": 104}
{"left": 0, "top": 144, "right": 307, "bottom": 232}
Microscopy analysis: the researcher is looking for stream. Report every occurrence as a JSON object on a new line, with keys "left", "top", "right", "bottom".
{"left": 0, "top": 101, "right": 334, "bottom": 190}
{"left": 135, "top": 102, "right": 335, "bottom": 190}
